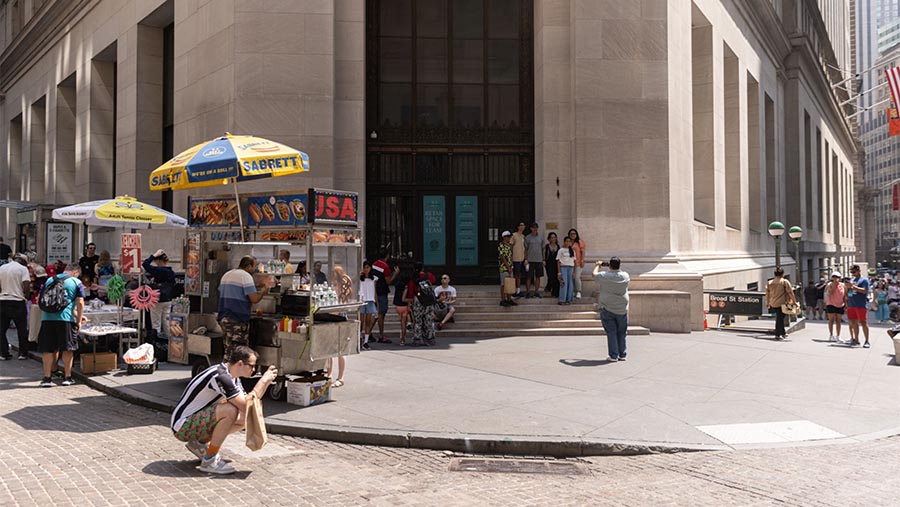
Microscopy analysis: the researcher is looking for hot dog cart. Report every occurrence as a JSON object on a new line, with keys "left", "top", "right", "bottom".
{"left": 170, "top": 188, "right": 363, "bottom": 400}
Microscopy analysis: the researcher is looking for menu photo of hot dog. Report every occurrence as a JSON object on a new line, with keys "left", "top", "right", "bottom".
{"left": 246, "top": 194, "right": 309, "bottom": 226}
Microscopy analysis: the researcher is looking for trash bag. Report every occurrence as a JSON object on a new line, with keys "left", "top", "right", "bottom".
{"left": 123, "top": 343, "right": 155, "bottom": 364}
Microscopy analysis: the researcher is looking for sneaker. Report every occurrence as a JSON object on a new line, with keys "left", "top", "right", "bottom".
{"left": 513, "top": 293, "right": 524, "bottom": 299}
{"left": 618, "top": 356, "right": 627, "bottom": 361}
{"left": 198, "top": 453, "right": 235, "bottom": 475}
{"left": 863, "top": 342, "right": 871, "bottom": 348}
{"left": 828, "top": 335, "right": 839, "bottom": 342}
{"left": 850, "top": 339, "right": 860, "bottom": 347}
{"left": 534, "top": 293, "right": 542, "bottom": 299}
{"left": 575, "top": 292, "right": 582, "bottom": 299}
{"left": 525, "top": 293, "right": 533, "bottom": 299}
{"left": 500, "top": 300, "right": 512, "bottom": 307}
{"left": 17, "top": 354, "right": 27, "bottom": 360}
{"left": 39, "top": 377, "right": 53, "bottom": 388}
{"left": 508, "top": 299, "right": 518, "bottom": 306}
{"left": 185, "top": 440, "right": 208, "bottom": 460}
{"left": 0, "top": 355, "right": 10, "bottom": 361}
{"left": 61, "top": 377, "right": 75, "bottom": 386}
{"left": 361, "top": 342, "right": 371, "bottom": 351}
{"left": 607, "top": 356, "right": 618, "bottom": 362}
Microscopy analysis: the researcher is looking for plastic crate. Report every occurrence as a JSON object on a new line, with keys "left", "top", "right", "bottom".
{"left": 126, "top": 360, "right": 158, "bottom": 375}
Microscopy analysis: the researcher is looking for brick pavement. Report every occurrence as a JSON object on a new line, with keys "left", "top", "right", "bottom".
{"left": 1, "top": 357, "right": 898, "bottom": 506}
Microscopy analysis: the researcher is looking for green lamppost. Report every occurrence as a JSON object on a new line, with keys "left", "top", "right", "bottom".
{"left": 788, "top": 226, "right": 803, "bottom": 287}
{"left": 768, "top": 221, "right": 785, "bottom": 268}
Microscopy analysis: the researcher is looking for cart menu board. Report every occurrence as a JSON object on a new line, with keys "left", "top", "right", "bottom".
{"left": 46, "top": 223, "right": 72, "bottom": 264}
{"left": 308, "top": 189, "right": 358, "bottom": 225}
{"left": 246, "top": 193, "right": 308, "bottom": 227}
{"left": 184, "top": 231, "right": 201, "bottom": 296}
{"left": 188, "top": 197, "right": 241, "bottom": 227}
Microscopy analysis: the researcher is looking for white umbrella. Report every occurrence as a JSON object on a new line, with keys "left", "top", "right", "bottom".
{"left": 52, "top": 195, "right": 187, "bottom": 229}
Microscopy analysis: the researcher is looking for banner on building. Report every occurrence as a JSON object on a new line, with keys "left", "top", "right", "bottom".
{"left": 889, "top": 107, "right": 900, "bottom": 136}
{"left": 886, "top": 67, "right": 900, "bottom": 110}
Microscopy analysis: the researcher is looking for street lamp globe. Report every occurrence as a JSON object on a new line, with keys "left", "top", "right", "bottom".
{"left": 768, "top": 221, "right": 785, "bottom": 238}
{"left": 788, "top": 226, "right": 803, "bottom": 241}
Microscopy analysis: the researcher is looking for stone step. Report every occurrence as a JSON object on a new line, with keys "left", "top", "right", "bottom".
{"left": 386, "top": 319, "right": 605, "bottom": 329}
{"left": 381, "top": 311, "right": 597, "bottom": 321}
{"left": 368, "top": 326, "right": 649, "bottom": 340}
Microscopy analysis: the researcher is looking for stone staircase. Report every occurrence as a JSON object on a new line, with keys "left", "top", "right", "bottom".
{"left": 377, "top": 286, "right": 650, "bottom": 339}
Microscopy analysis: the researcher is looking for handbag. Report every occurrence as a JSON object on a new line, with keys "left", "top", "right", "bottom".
{"left": 244, "top": 392, "right": 268, "bottom": 451}
{"left": 868, "top": 300, "right": 879, "bottom": 311}
{"left": 502, "top": 276, "right": 517, "bottom": 295}
{"left": 781, "top": 302, "right": 801, "bottom": 315}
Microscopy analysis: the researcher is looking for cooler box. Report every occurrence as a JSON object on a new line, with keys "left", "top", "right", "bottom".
{"left": 286, "top": 378, "right": 331, "bottom": 407}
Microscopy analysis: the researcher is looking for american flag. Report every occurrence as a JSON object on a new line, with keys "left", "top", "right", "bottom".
{"left": 886, "top": 67, "right": 900, "bottom": 108}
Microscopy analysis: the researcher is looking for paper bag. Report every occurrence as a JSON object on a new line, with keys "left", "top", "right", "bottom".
{"left": 503, "top": 276, "right": 517, "bottom": 295}
{"left": 245, "top": 392, "right": 268, "bottom": 451}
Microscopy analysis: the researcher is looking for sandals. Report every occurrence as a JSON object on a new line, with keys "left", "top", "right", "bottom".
{"left": 399, "top": 339, "right": 407, "bottom": 346}
{"left": 331, "top": 379, "right": 344, "bottom": 388}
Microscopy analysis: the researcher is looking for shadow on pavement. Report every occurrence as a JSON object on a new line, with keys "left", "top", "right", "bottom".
{"left": 558, "top": 358, "right": 613, "bottom": 367}
{"left": 3, "top": 396, "right": 156, "bottom": 432}
{"left": 142, "top": 460, "right": 251, "bottom": 480}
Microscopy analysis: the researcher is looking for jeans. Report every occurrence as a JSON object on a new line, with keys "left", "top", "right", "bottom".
{"left": 559, "top": 266, "right": 574, "bottom": 303}
{"left": 600, "top": 309, "right": 628, "bottom": 359}
{"left": 876, "top": 302, "right": 889, "bottom": 321}
{"left": 0, "top": 299, "right": 28, "bottom": 357}
{"left": 573, "top": 265, "right": 584, "bottom": 294}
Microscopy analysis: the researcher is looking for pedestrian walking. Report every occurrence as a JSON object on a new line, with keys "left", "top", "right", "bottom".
{"left": 544, "top": 232, "right": 560, "bottom": 298}
{"left": 523, "top": 223, "right": 546, "bottom": 298}
{"left": 38, "top": 264, "right": 86, "bottom": 387}
{"left": 804, "top": 280, "right": 818, "bottom": 321}
{"left": 846, "top": 264, "right": 870, "bottom": 348}
{"left": 825, "top": 272, "right": 846, "bottom": 342}
{"left": 556, "top": 236, "right": 576, "bottom": 305}
{"left": 593, "top": 257, "right": 630, "bottom": 362}
{"left": 498, "top": 231, "right": 516, "bottom": 307}
{"left": 765, "top": 267, "right": 795, "bottom": 340}
{"left": 358, "top": 260, "right": 378, "bottom": 350}
{"left": 814, "top": 277, "right": 827, "bottom": 320}
{"left": 409, "top": 263, "right": 437, "bottom": 346}
{"left": 0, "top": 254, "right": 32, "bottom": 360}
{"left": 510, "top": 222, "right": 527, "bottom": 298}
{"left": 566, "top": 229, "right": 586, "bottom": 299}
{"left": 874, "top": 280, "right": 889, "bottom": 323}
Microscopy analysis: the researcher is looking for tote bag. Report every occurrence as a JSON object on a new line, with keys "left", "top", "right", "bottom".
{"left": 503, "top": 276, "right": 517, "bottom": 295}
{"left": 245, "top": 392, "right": 268, "bottom": 451}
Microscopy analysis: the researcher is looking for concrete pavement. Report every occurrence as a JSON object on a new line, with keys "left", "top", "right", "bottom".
{"left": 10, "top": 318, "right": 900, "bottom": 456}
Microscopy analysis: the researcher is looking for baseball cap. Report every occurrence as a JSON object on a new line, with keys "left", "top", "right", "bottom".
{"left": 501, "top": 230, "right": 511, "bottom": 237}
{"left": 831, "top": 271, "right": 841, "bottom": 278}
{"left": 850, "top": 264, "right": 860, "bottom": 271}
{"left": 530, "top": 222, "right": 539, "bottom": 228}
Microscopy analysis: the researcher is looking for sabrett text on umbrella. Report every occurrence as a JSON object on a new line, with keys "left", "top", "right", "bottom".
{"left": 151, "top": 171, "right": 182, "bottom": 187}
{"left": 242, "top": 157, "right": 299, "bottom": 172}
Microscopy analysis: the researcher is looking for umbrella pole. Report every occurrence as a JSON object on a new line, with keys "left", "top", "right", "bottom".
{"left": 232, "top": 178, "right": 245, "bottom": 242}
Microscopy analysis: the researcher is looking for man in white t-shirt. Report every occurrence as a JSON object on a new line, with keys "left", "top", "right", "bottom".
{"left": 433, "top": 274, "right": 457, "bottom": 330}
{"left": 0, "top": 254, "right": 32, "bottom": 360}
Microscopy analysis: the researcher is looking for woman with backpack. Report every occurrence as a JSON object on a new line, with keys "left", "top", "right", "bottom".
{"left": 393, "top": 266, "right": 412, "bottom": 346}
{"left": 407, "top": 262, "right": 436, "bottom": 346}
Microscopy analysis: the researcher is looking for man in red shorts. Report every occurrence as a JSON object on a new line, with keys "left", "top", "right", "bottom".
{"left": 845, "top": 264, "right": 870, "bottom": 348}
{"left": 170, "top": 345, "right": 277, "bottom": 474}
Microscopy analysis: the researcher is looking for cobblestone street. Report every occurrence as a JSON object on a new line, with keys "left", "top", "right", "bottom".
{"left": 0, "top": 359, "right": 898, "bottom": 506}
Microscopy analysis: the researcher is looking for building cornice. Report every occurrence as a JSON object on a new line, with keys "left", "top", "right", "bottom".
{"left": 732, "top": 0, "right": 792, "bottom": 71}
{"left": 0, "top": 0, "right": 96, "bottom": 91}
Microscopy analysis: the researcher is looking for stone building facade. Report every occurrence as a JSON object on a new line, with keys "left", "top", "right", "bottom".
{"left": 1, "top": 0, "right": 859, "bottom": 331}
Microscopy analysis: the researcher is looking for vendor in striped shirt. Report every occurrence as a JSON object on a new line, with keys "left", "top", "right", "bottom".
{"left": 171, "top": 345, "right": 277, "bottom": 475}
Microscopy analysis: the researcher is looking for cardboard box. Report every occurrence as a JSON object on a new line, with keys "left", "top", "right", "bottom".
{"left": 80, "top": 352, "right": 117, "bottom": 374}
{"left": 286, "top": 379, "right": 331, "bottom": 407}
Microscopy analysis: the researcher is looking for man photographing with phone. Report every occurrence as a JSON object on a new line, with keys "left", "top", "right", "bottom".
{"left": 593, "top": 257, "right": 630, "bottom": 362}
{"left": 170, "top": 345, "right": 277, "bottom": 474}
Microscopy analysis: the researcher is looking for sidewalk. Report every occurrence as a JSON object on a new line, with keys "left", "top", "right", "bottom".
{"left": 11, "top": 319, "right": 900, "bottom": 456}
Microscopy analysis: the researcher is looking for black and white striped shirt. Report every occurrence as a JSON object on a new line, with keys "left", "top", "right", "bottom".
{"left": 171, "top": 363, "right": 244, "bottom": 432}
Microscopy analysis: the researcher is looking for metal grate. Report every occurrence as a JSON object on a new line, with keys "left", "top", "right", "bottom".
{"left": 449, "top": 458, "right": 587, "bottom": 475}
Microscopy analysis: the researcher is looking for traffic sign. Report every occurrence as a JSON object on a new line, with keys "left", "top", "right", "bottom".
{"left": 121, "top": 233, "right": 142, "bottom": 274}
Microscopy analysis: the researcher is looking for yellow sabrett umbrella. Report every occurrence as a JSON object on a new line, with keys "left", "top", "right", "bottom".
{"left": 149, "top": 133, "right": 309, "bottom": 241}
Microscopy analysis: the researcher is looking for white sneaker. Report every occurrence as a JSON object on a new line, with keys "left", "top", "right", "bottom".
{"left": 575, "top": 292, "right": 582, "bottom": 299}
{"left": 829, "top": 335, "right": 839, "bottom": 342}
{"left": 198, "top": 453, "right": 235, "bottom": 475}
{"left": 185, "top": 440, "right": 208, "bottom": 459}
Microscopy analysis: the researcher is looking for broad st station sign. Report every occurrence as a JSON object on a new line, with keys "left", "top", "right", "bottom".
{"left": 707, "top": 291, "right": 765, "bottom": 315}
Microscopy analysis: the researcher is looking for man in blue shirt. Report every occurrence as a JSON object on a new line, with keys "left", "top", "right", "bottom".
{"left": 845, "top": 264, "right": 870, "bottom": 348}
{"left": 38, "top": 264, "right": 86, "bottom": 387}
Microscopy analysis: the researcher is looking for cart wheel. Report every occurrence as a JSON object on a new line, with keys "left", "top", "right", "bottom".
{"left": 268, "top": 380, "right": 287, "bottom": 401}
{"left": 191, "top": 357, "right": 210, "bottom": 378}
